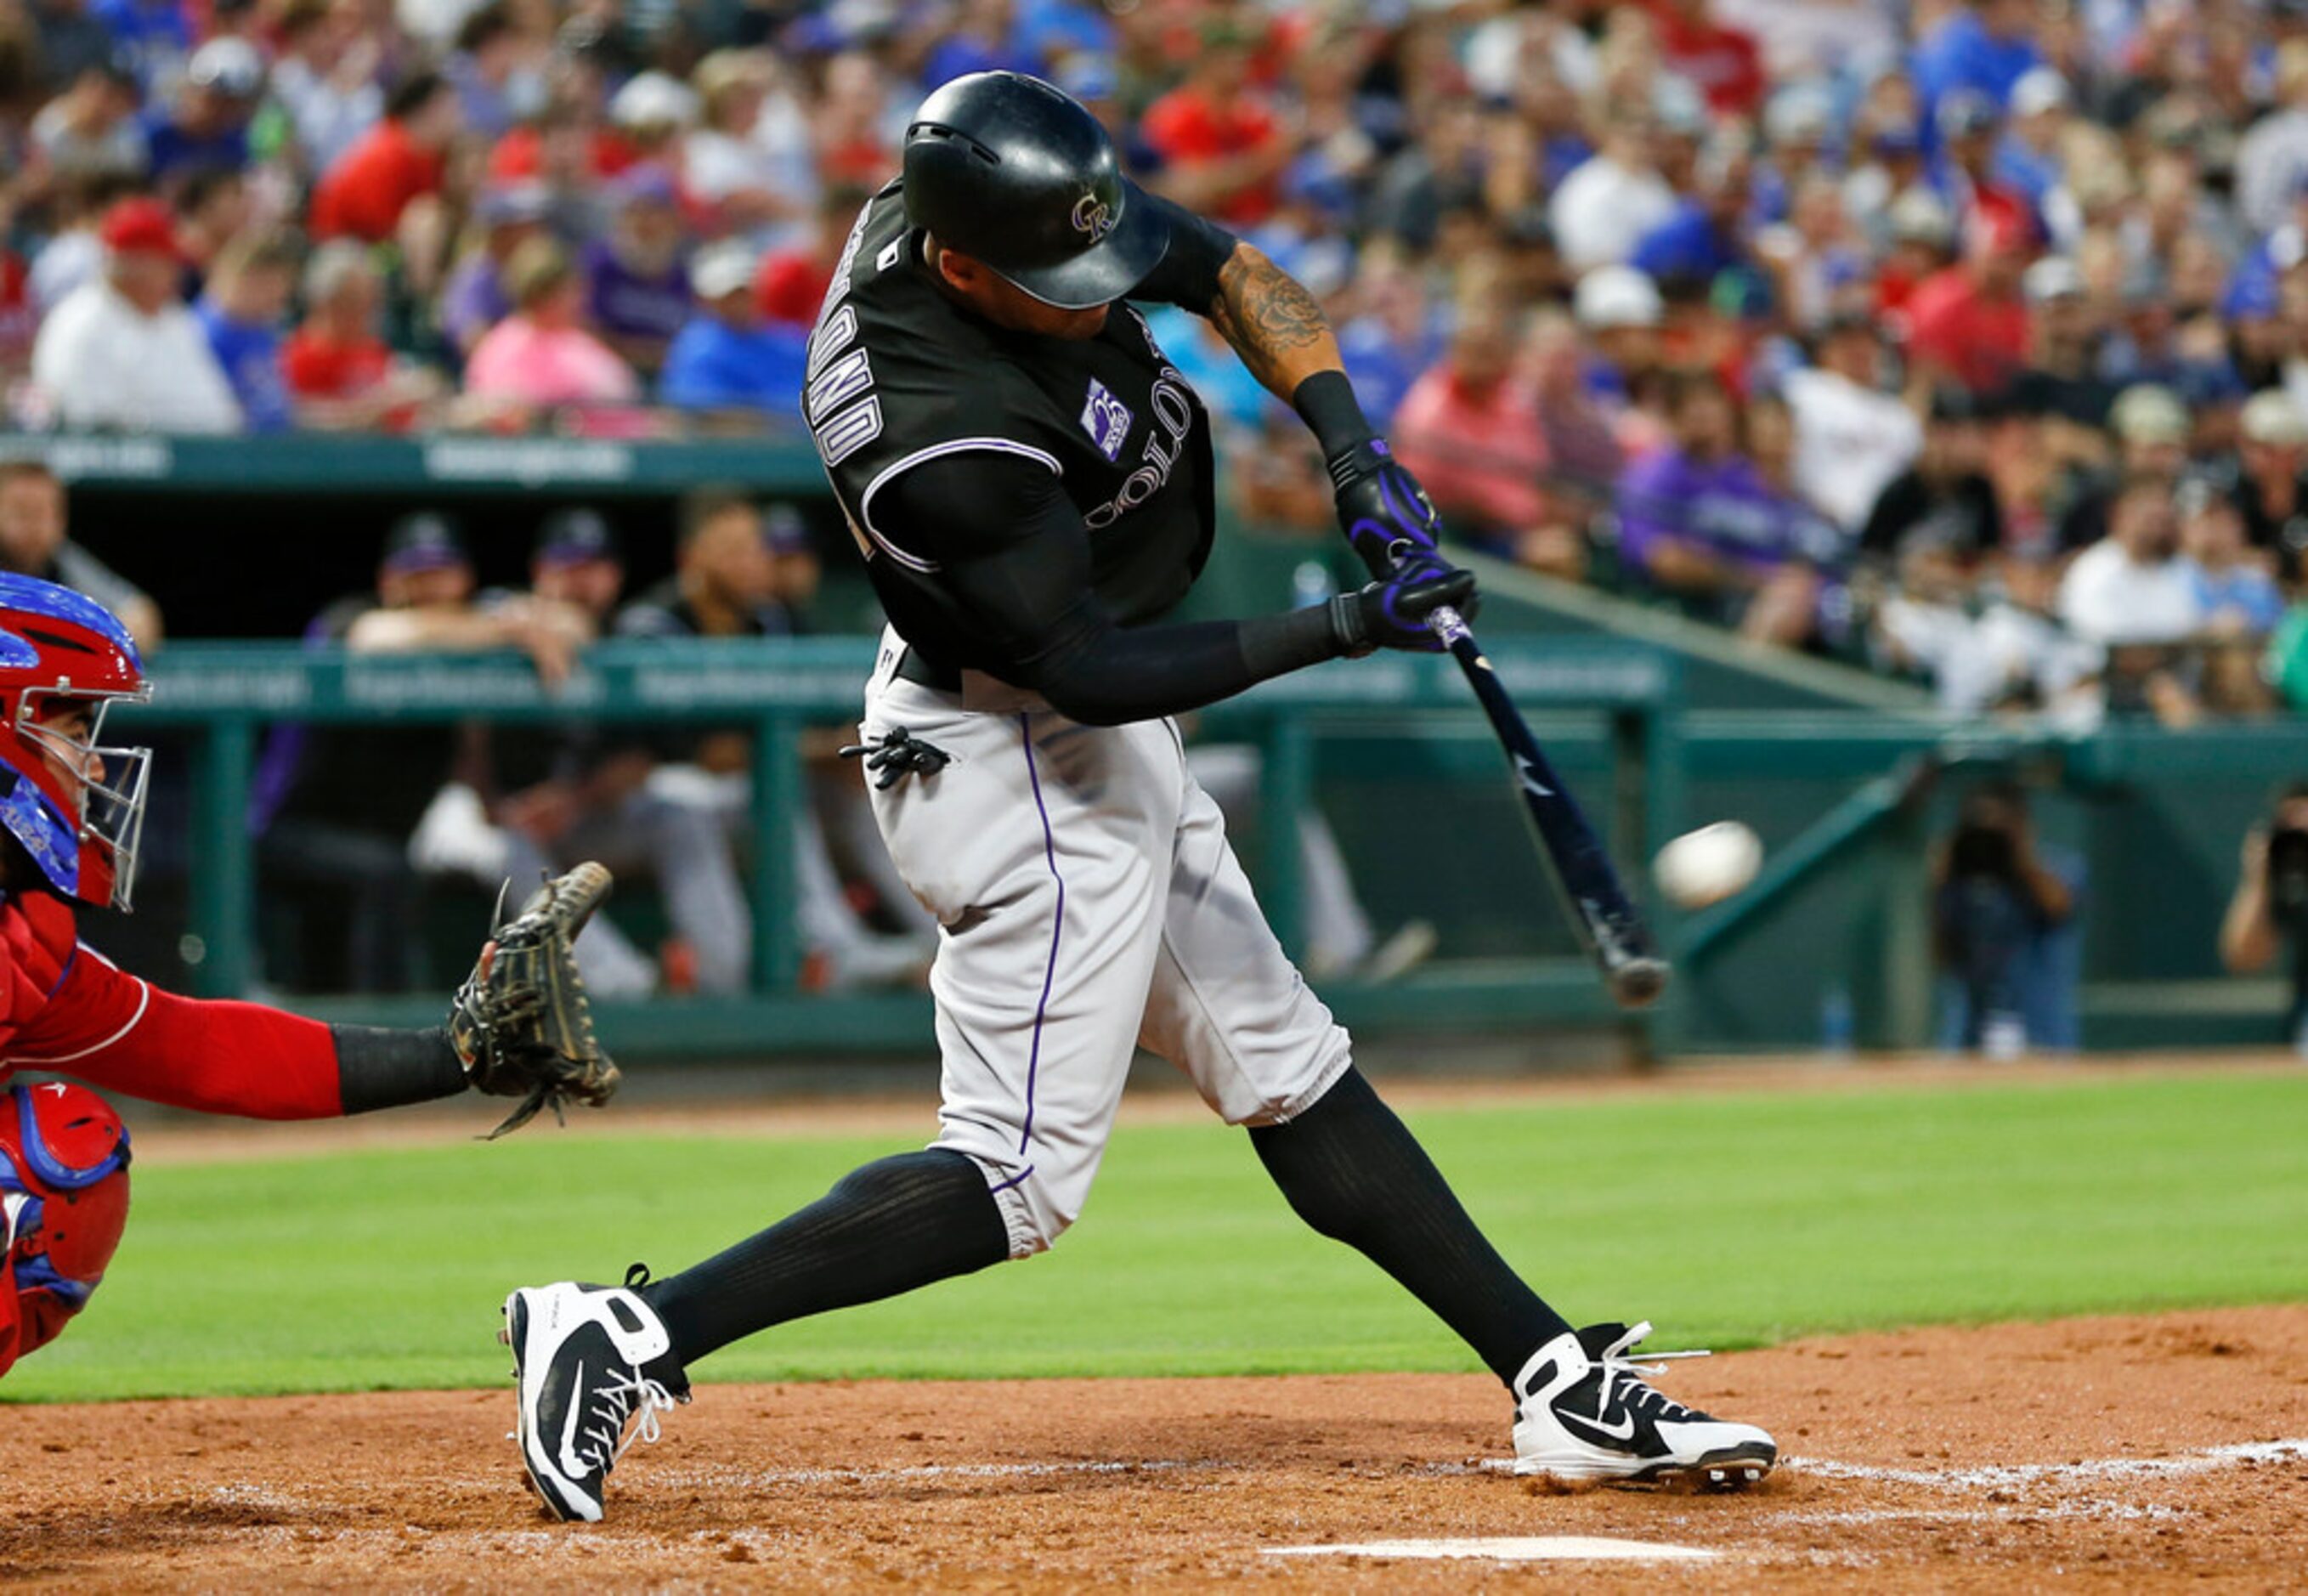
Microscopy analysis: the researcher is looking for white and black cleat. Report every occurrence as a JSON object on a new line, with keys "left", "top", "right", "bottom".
{"left": 501, "top": 1265, "right": 689, "bottom": 1522}
{"left": 1512, "top": 1320, "right": 1775, "bottom": 1491}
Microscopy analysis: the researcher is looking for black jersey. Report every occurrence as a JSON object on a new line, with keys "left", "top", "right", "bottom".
{"left": 807, "top": 182, "right": 1218, "bottom": 674}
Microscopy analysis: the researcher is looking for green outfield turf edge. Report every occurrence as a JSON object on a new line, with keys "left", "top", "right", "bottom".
{"left": 5, "top": 1070, "right": 2304, "bottom": 1402}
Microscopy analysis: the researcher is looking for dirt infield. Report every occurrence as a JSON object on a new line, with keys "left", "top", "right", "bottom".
{"left": 4, "top": 1304, "right": 2302, "bottom": 1591}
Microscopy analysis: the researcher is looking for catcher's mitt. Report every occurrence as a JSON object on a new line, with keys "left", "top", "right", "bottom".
{"left": 450, "top": 862, "right": 621, "bottom": 1139}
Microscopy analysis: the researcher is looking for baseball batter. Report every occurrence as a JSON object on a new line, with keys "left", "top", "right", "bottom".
{"left": 503, "top": 73, "right": 1774, "bottom": 1521}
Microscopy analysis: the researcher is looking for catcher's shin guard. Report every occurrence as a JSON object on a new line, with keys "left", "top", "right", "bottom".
{"left": 0, "top": 1081, "right": 131, "bottom": 1371}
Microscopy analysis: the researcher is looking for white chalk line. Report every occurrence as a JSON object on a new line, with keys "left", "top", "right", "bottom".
{"left": 1265, "top": 1536, "right": 1717, "bottom": 1564}
{"left": 1781, "top": 1437, "right": 2308, "bottom": 1491}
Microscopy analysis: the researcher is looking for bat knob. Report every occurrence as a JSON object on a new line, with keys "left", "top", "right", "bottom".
{"left": 1609, "top": 958, "right": 1672, "bottom": 1010}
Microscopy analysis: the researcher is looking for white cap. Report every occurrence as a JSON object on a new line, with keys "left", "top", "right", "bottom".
{"left": 1888, "top": 188, "right": 1956, "bottom": 246}
{"left": 611, "top": 71, "right": 700, "bottom": 130}
{"left": 693, "top": 241, "right": 758, "bottom": 302}
{"left": 2242, "top": 388, "right": 2308, "bottom": 447}
{"left": 2022, "top": 255, "right": 2086, "bottom": 304}
{"left": 187, "top": 37, "right": 265, "bottom": 98}
{"left": 1573, "top": 265, "right": 1663, "bottom": 331}
{"left": 2010, "top": 68, "right": 2072, "bottom": 119}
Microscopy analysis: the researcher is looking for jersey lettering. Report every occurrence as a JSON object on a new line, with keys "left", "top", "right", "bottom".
{"left": 815, "top": 397, "right": 884, "bottom": 466}
{"left": 1083, "top": 366, "right": 1195, "bottom": 530}
{"left": 807, "top": 303, "right": 858, "bottom": 379}
{"left": 806, "top": 348, "right": 874, "bottom": 425}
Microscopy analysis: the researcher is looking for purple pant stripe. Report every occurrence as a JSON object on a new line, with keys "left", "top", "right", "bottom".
{"left": 987, "top": 1164, "right": 1037, "bottom": 1196}
{"left": 1016, "top": 712, "right": 1065, "bottom": 1156}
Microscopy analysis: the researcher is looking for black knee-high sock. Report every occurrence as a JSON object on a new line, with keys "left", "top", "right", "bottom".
{"left": 1250, "top": 1068, "right": 1570, "bottom": 1385}
{"left": 638, "top": 1149, "right": 1010, "bottom": 1367}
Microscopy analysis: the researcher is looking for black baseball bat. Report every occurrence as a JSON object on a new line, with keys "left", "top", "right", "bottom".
{"left": 1423, "top": 597, "right": 1670, "bottom": 1010}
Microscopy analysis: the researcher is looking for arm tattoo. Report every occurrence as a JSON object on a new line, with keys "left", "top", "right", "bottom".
{"left": 1213, "top": 246, "right": 1336, "bottom": 395}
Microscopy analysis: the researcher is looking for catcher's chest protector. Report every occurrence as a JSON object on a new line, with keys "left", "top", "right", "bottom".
{"left": 1, "top": 1079, "right": 130, "bottom": 1369}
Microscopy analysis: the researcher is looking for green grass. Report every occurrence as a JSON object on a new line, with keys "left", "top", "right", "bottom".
{"left": 8, "top": 1070, "right": 2305, "bottom": 1402}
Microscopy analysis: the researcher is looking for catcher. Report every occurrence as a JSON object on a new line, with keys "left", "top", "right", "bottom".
{"left": 0, "top": 573, "right": 614, "bottom": 1382}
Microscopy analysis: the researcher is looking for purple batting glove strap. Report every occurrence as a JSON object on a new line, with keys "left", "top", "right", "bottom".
{"left": 1330, "top": 439, "right": 1444, "bottom": 575}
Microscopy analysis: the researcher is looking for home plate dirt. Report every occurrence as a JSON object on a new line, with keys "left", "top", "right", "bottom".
{"left": 3, "top": 1305, "right": 2304, "bottom": 1592}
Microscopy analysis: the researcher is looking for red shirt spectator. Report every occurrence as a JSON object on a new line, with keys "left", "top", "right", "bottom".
{"left": 310, "top": 72, "right": 461, "bottom": 244}
{"left": 1649, "top": 0, "right": 1765, "bottom": 116}
{"left": 1391, "top": 320, "right": 1553, "bottom": 540}
{"left": 487, "top": 122, "right": 637, "bottom": 184}
{"left": 284, "top": 325, "right": 390, "bottom": 399}
{"left": 1904, "top": 269, "right": 2030, "bottom": 393}
{"left": 754, "top": 249, "right": 832, "bottom": 331}
{"left": 1140, "top": 31, "right": 1287, "bottom": 227}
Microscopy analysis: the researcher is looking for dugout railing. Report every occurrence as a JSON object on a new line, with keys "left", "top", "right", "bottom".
{"left": 118, "top": 635, "right": 1685, "bottom": 1060}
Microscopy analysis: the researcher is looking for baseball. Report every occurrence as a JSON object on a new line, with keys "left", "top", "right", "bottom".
{"left": 1653, "top": 821, "right": 1762, "bottom": 910}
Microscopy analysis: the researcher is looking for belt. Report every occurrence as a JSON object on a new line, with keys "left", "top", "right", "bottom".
{"left": 894, "top": 646, "right": 963, "bottom": 691}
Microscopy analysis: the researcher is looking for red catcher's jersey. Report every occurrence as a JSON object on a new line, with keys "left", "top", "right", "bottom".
{"left": 0, "top": 891, "right": 342, "bottom": 1119}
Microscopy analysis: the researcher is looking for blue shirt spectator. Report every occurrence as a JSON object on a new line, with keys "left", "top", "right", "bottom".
{"left": 1911, "top": 3, "right": 2042, "bottom": 122}
{"left": 196, "top": 297, "right": 291, "bottom": 433}
{"left": 91, "top": 0, "right": 192, "bottom": 91}
{"left": 1633, "top": 199, "right": 1745, "bottom": 289}
{"left": 659, "top": 243, "right": 808, "bottom": 418}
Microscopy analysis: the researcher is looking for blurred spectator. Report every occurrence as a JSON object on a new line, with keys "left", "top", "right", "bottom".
{"left": 31, "top": 60, "right": 148, "bottom": 179}
{"left": 1994, "top": 69, "right": 2072, "bottom": 211}
{"left": 2237, "top": 41, "right": 2308, "bottom": 238}
{"left": 659, "top": 241, "right": 806, "bottom": 422}
{"left": 1615, "top": 368, "right": 1838, "bottom": 645}
{"left": 194, "top": 229, "right": 297, "bottom": 433}
{"left": 1633, "top": 139, "right": 1752, "bottom": 293}
{"left": 1911, "top": 0, "right": 2042, "bottom": 118}
{"left": 1649, "top": 0, "right": 1764, "bottom": 117}
{"left": 2178, "top": 476, "right": 2283, "bottom": 640}
{"left": 2007, "top": 256, "right": 2116, "bottom": 428}
{"left": 812, "top": 51, "right": 899, "bottom": 191}
{"left": 1570, "top": 263, "right": 1666, "bottom": 432}
{"left": 1906, "top": 209, "right": 2033, "bottom": 395}
{"left": 1879, "top": 550, "right": 2102, "bottom": 722}
{"left": 2232, "top": 389, "right": 2308, "bottom": 584}
{"left": 1140, "top": 16, "right": 1286, "bottom": 228}
{"left": 687, "top": 49, "right": 801, "bottom": 239}
{"left": 417, "top": 511, "right": 754, "bottom": 999}
{"left": 31, "top": 0, "right": 120, "bottom": 94}
{"left": 2060, "top": 474, "right": 2197, "bottom": 646}
{"left": 579, "top": 165, "right": 690, "bottom": 379}
{"left": 616, "top": 494, "right": 930, "bottom": 991}
{"left": 2054, "top": 383, "right": 2192, "bottom": 553}
{"left": 90, "top": 0, "right": 191, "bottom": 92}
{"left": 1933, "top": 782, "right": 2081, "bottom": 1057}
{"left": 269, "top": 0, "right": 386, "bottom": 177}
{"left": 29, "top": 173, "right": 139, "bottom": 312}
{"left": 172, "top": 165, "right": 251, "bottom": 297}
{"left": 285, "top": 241, "right": 443, "bottom": 431}
{"left": 442, "top": 2, "right": 533, "bottom": 144}
{"left": 1782, "top": 312, "right": 1922, "bottom": 533}
{"left": 1932, "top": 89, "right": 2033, "bottom": 247}
{"left": 255, "top": 513, "right": 588, "bottom": 992}
{"left": 1525, "top": 308, "right": 1623, "bottom": 529}
{"left": 463, "top": 236, "right": 641, "bottom": 412}
{"left": 0, "top": 460, "right": 161, "bottom": 653}
{"left": 2218, "top": 783, "right": 2308, "bottom": 1038}
{"left": 1551, "top": 106, "right": 1677, "bottom": 273}
{"left": 144, "top": 37, "right": 263, "bottom": 185}
{"left": 1335, "top": 246, "right": 1445, "bottom": 431}
{"left": 310, "top": 68, "right": 459, "bottom": 246}
{"left": 1861, "top": 387, "right": 2003, "bottom": 571}
{"left": 753, "top": 185, "right": 870, "bottom": 333}
{"left": 1389, "top": 306, "right": 1560, "bottom": 569}
{"left": 31, "top": 196, "right": 240, "bottom": 433}
{"left": 438, "top": 182, "right": 549, "bottom": 357}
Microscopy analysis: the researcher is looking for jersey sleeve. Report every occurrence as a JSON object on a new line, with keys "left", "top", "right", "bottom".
{"left": 876, "top": 450, "right": 1339, "bottom": 724}
{"left": 6, "top": 950, "right": 345, "bottom": 1119}
{"left": 1126, "top": 191, "right": 1241, "bottom": 317}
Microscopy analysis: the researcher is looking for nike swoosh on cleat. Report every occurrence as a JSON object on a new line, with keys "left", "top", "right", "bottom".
{"left": 557, "top": 1360, "right": 591, "bottom": 1480}
{"left": 1558, "top": 1389, "right": 1637, "bottom": 1443}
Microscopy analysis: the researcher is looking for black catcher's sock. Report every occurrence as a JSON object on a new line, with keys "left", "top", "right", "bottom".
{"left": 637, "top": 1149, "right": 1010, "bottom": 1367}
{"left": 1249, "top": 1067, "right": 1571, "bottom": 1386}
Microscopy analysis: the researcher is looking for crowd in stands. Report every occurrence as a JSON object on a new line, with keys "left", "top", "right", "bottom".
{"left": 3, "top": 0, "right": 2308, "bottom": 722}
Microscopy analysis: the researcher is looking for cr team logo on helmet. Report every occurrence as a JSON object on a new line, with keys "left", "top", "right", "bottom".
{"left": 1070, "top": 193, "right": 1115, "bottom": 243}
{"left": 0, "top": 573, "right": 153, "bottom": 911}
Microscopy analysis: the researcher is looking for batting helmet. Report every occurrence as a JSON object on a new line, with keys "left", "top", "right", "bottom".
{"left": 902, "top": 71, "right": 1170, "bottom": 310}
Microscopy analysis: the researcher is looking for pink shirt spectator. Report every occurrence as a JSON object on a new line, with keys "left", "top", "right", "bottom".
{"left": 463, "top": 316, "right": 642, "bottom": 407}
{"left": 1391, "top": 367, "right": 1552, "bottom": 536}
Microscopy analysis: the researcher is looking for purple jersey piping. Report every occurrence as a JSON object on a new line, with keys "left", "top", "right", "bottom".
{"left": 1016, "top": 712, "right": 1064, "bottom": 1155}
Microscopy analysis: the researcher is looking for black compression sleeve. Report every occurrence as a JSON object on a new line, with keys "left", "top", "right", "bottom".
{"left": 882, "top": 453, "right": 1346, "bottom": 724}
{"left": 1128, "top": 190, "right": 1241, "bottom": 314}
{"left": 1293, "top": 369, "right": 1377, "bottom": 460}
{"left": 331, "top": 1024, "right": 469, "bottom": 1115}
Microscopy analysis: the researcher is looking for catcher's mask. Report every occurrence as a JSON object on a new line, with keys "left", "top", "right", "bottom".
{"left": 0, "top": 574, "right": 152, "bottom": 911}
